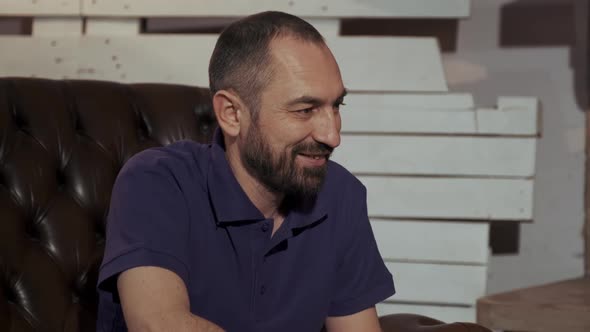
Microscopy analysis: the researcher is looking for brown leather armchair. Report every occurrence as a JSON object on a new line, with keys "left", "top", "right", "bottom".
{"left": 0, "top": 78, "right": 490, "bottom": 332}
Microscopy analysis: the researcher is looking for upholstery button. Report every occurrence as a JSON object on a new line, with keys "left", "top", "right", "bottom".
{"left": 260, "top": 285, "right": 266, "bottom": 295}
{"left": 261, "top": 222, "right": 270, "bottom": 232}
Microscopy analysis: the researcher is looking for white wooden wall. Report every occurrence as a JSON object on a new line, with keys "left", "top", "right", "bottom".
{"left": 0, "top": 0, "right": 541, "bottom": 324}
{"left": 334, "top": 94, "right": 538, "bottom": 322}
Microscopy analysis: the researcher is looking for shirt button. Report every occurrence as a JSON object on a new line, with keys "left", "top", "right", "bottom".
{"left": 261, "top": 222, "right": 270, "bottom": 232}
{"left": 260, "top": 285, "right": 266, "bottom": 295}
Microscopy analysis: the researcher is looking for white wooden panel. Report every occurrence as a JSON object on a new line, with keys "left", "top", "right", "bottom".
{"left": 477, "top": 97, "right": 541, "bottom": 135}
{"left": 377, "top": 303, "right": 475, "bottom": 323}
{"left": 340, "top": 93, "right": 540, "bottom": 135}
{"left": 73, "top": 35, "right": 217, "bottom": 83}
{"left": 475, "top": 107, "right": 539, "bottom": 135}
{"left": 360, "top": 176, "right": 534, "bottom": 220}
{"left": 0, "top": 37, "right": 79, "bottom": 79}
{"left": 0, "top": 0, "right": 79, "bottom": 15}
{"left": 32, "top": 17, "right": 83, "bottom": 36}
{"left": 85, "top": 18, "right": 141, "bottom": 35}
{"left": 334, "top": 136, "right": 536, "bottom": 177}
{"left": 329, "top": 37, "right": 447, "bottom": 92}
{"left": 0, "top": 36, "right": 447, "bottom": 92}
{"left": 306, "top": 18, "right": 339, "bottom": 38}
{"left": 344, "top": 93, "right": 475, "bottom": 110}
{"left": 385, "top": 262, "right": 486, "bottom": 305}
{"left": 81, "top": 0, "right": 470, "bottom": 18}
{"left": 371, "top": 220, "right": 489, "bottom": 264}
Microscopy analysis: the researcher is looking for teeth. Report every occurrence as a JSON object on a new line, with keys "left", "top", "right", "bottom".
{"left": 313, "top": 156, "right": 320, "bottom": 160}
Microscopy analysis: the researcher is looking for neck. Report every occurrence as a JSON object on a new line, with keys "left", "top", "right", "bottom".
{"left": 225, "top": 143, "right": 284, "bottom": 219}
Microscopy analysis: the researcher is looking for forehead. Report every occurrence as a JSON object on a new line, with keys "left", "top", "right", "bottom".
{"left": 263, "top": 36, "right": 344, "bottom": 103}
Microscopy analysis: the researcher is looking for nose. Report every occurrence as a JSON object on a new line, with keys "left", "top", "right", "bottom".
{"left": 312, "top": 107, "right": 341, "bottom": 149}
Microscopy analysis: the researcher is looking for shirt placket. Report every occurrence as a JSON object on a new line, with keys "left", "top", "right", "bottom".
{"left": 250, "top": 218, "right": 273, "bottom": 325}
{"left": 251, "top": 216, "right": 294, "bottom": 328}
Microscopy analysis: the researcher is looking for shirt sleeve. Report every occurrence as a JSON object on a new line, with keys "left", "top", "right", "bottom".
{"left": 328, "top": 184, "right": 395, "bottom": 316}
{"left": 97, "top": 151, "right": 192, "bottom": 298}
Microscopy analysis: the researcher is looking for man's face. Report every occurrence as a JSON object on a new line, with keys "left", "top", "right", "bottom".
{"left": 238, "top": 36, "right": 346, "bottom": 200}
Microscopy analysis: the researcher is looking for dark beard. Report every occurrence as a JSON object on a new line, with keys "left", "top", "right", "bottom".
{"left": 240, "top": 123, "right": 332, "bottom": 201}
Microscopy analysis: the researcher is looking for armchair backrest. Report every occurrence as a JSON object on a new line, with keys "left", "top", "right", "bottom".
{"left": 0, "top": 78, "right": 214, "bottom": 332}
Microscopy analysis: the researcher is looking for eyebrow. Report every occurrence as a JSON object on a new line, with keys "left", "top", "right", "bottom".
{"left": 285, "top": 88, "right": 348, "bottom": 108}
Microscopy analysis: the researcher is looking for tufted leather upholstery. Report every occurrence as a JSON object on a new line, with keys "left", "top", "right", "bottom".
{"left": 0, "top": 78, "right": 215, "bottom": 332}
{"left": 0, "top": 77, "right": 490, "bottom": 332}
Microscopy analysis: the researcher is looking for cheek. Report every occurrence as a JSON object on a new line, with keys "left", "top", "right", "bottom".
{"left": 272, "top": 125, "right": 310, "bottom": 149}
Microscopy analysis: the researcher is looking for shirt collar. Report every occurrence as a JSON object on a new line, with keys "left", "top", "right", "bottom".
{"left": 206, "top": 128, "right": 329, "bottom": 228}
{"left": 284, "top": 187, "right": 329, "bottom": 231}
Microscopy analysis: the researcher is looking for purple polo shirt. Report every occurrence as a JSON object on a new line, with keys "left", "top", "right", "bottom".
{"left": 96, "top": 130, "right": 395, "bottom": 332}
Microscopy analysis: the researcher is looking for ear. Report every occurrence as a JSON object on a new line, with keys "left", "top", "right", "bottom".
{"left": 212, "top": 90, "right": 244, "bottom": 137}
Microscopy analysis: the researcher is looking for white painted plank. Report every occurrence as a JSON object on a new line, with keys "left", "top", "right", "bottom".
{"left": 32, "top": 17, "right": 83, "bottom": 36}
{"left": 329, "top": 37, "right": 447, "bottom": 92}
{"left": 81, "top": 0, "right": 470, "bottom": 18}
{"left": 377, "top": 303, "right": 475, "bottom": 323}
{"left": 0, "top": 36, "right": 447, "bottom": 92}
{"left": 85, "top": 18, "right": 141, "bottom": 35}
{"left": 0, "top": 37, "right": 79, "bottom": 79}
{"left": 306, "top": 18, "right": 339, "bottom": 38}
{"left": 477, "top": 97, "right": 541, "bottom": 135}
{"left": 334, "top": 136, "right": 536, "bottom": 177}
{"left": 385, "top": 262, "right": 487, "bottom": 305}
{"left": 340, "top": 94, "right": 540, "bottom": 135}
{"left": 371, "top": 220, "right": 489, "bottom": 264}
{"left": 344, "top": 92, "right": 475, "bottom": 111}
{"left": 360, "top": 176, "right": 534, "bottom": 220}
{"left": 0, "top": 0, "right": 79, "bottom": 15}
{"left": 71, "top": 35, "right": 217, "bottom": 82}
{"left": 475, "top": 106, "right": 539, "bottom": 135}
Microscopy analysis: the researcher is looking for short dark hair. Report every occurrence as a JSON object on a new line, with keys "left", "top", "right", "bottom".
{"left": 208, "top": 11, "right": 325, "bottom": 117}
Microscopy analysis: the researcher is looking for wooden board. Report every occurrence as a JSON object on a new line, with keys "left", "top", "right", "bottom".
{"left": 371, "top": 220, "right": 489, "bottom": 264}
{"left": 305, "top": 18, "right": 339, "bottom": 38}
{"left": 377, "top": 303, "right": 475, "bottom": 323}
{"left": 480, "top": 97, "right": 540, "bottom": 135}
{"left": 343, "top": 93, "right": 475, "bottom": 110}
{"left": 0, "top": 36, "right": 448, "bottom": 92}
{"left": 340, "top": 94, "right": 540, "bottom": 135}
{"left": 0, "top": 37, "right": 79, "bottom": 79}
{"left": 334, "top": 136, "right": 536, "bottom": 177}
{"left": 477, "top": 277, "right": 590, "bottom": 332}
{"left": 32, "top": 18, "right": 83, "bottom": 36}
{"left": 85, "top": 18, "right": 140, "bottom": 35}
{"left": 0, "top": 0, "right": 80, "bottom": 16}
{"left": 385, "top": 262, "right": 487, "bottom": 305}
{"left": 80, "top": 0, "right": 470, "bottom": 18}
{"left": 329, "top": 37, "right": 447, "bottom": 92}
{"left": 360, "top": 176, "right": 534, "bottom": 220}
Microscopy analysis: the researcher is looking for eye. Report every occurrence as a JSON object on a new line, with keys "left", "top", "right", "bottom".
{"left": 297, "top": 107, "right": 314, "bottom": 114}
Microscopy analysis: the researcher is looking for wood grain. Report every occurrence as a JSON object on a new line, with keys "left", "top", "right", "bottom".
{"left": 477, "top": 278, "right": 590, "bottom": 332}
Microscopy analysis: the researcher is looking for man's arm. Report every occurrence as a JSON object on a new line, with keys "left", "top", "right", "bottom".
{"left": 118, "top": 266, "right": 224, "bottom": 332}
{"left": 325, "top": 307, "right": 382, "bottom": 332}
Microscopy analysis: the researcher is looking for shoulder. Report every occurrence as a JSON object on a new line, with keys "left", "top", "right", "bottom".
{"left": 117, "top": 140, "right": 210, "bottom": 190}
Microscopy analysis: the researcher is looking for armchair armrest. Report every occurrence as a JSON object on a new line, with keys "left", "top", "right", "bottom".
{"left": 379, "top": 314, "right": 492, "bottom": 332}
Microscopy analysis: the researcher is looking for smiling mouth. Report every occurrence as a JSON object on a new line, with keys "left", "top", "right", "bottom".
{"left": 299, "top": 153, "right": 327, "bottom": 160}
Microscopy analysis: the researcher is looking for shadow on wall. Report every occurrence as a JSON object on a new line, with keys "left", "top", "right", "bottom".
{"left": 0, "top": 17, "right": 32, "bottom": 35}
{"left": 500, "top": 0, "right": 588, "bottom": 110}
{"left": 340, "top": 18, "right": 459, "bottom": 52}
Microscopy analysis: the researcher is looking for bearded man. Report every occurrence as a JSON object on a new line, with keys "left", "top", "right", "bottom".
{"left": 97, "top": 11, "right": 394, "bottom": 332}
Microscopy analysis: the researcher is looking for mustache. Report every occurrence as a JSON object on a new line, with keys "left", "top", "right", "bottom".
{"left": 292, "top": 142, "right": 334, "bottom": 156}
